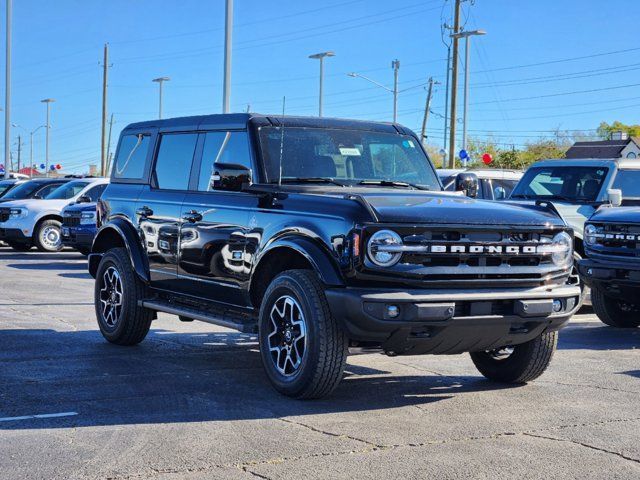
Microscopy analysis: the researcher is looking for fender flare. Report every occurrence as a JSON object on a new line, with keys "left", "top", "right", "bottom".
{"left": 89, "top": 217, "right": 149, "bottom": 282}
{"left": 253, "top": 235, "right": 345, "bottom": 288}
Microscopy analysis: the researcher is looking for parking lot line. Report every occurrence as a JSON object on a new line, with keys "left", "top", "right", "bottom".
{"left": 0, "top": 412, "right": 78, "bottom": 423}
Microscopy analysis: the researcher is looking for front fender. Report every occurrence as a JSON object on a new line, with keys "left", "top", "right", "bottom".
{"left": 89, "top": 217, "right": 149, "bottom": 282}
{"left": 255, "top": 235, "right": 345, "bottom": 287}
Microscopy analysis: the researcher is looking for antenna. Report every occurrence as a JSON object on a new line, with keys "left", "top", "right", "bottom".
{"left": 278, "top": 96, "right": 286, "bottom": 187}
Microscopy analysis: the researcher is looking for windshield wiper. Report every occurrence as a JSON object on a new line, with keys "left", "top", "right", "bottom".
{"left": 510, "top": 194, "right": 535, "bottom": 199}
{"left": 543, "top": 194, "right": 577, "bottom": 202}
{"left": 278, "top": 177, "right": 348, "bottom": 187}
{"left": 357, "top": 180, "right": 429, "bottom": 190}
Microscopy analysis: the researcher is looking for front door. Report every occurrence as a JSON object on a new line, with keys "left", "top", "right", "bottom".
{"left": 136, "top": 132, "right": 198, "bottom": 292}
{"left": 176, "top": 130, "right": 255, "bottom": 307}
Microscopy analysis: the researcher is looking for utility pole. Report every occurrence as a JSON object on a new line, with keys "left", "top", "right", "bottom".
{"left": 4, "top": 0, "right": 12, "bottom": 179}
{"left": 391, "top": 59, "right": 400, "bottom": 123}
{"left": 16, "top": 134, "right": 21, "bottom": 171}
{"left": 101, "top": 43, "right": 109, "bottom": 177}
{"left": 41, "top": 98, "right": 55, "bottom": 177}
{"left": 105, "top": 113, "right": 114, "bottom": 172}
{"left": 448, "top": 0, "right": 462, "bottom": 168}
{"left": 420, "top": 78, "right": 439, "bottom": 145}
{"left": 443, "top": 44, "right": 451, "bottom": 159}
{"left": 222, "top": 0, "right": 233, "bottom": 113}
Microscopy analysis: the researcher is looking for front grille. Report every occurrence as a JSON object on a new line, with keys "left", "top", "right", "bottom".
{"left": 0, "top": 208, "right": 9, "bottom": 222}
{"left": 62, "top": 216, "right": 81, "bottom": 227}
{"left": 362, "top": 226, "right": 570, "bottom": 288}
{"left": 587, "top": 223, "right": 640, "bottom": 259}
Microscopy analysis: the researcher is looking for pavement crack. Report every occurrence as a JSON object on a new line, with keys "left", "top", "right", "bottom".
{"left": 278, "top": 417, "right": 381, "bottom": 448}
{"left": 538, "top": 379, "right": 639, "bottom": 394}
{"left": 523, "top": 432, "right": 640, "bottom": 464}
{"left": 240, "top": 466, "right": 273, "bottom": 479}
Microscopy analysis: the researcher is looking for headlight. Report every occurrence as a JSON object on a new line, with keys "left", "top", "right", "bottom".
{"left": 584, "top": 224, "right": 598, "bottom": 245}
{"left": 539, "top": 231, "right": 572, "bottom": 267}
{"left": 80, "top": 211, "right": 96, "bottom": 225}
{"left": 367, "top": 230, "right": 403, "bottom": 267}
{"left": 9, "top": 208, "right": 28, "bottom": 219}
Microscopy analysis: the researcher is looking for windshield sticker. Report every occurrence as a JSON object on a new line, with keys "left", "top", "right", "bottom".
{"left": 403, "top": 140, "right": 416, "bottom": 149}
{"left": 339, "top": 147, "right": 361, "bottom": 156}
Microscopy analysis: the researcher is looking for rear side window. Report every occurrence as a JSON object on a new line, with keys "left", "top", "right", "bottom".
{"left": 154, "top": 133, "right": 198, "bottom": 190}
{"left": 113, "top": 134, "right": 151, "bottom": 180}
{"left": 84, "top": 183, "right": 108, "bottom": 201}
{"left": 612, "top": 170, "right": 640, "bottom": 198}
{"left": 196, "top": 131, "right": 251, "bottom": 192}
{"left": 36, "top": 183, "right": 64, "bottom": 198}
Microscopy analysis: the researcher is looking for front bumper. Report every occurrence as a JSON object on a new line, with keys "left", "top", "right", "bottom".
{"left": 578, "top": 258, "right": 640, "bottom": 300}
{"left": 61, "top": 226, "right": 96, "bottom": 250}
{"left": 0, "top": 227, "right": 31, "bottom": 243}
{"left": 325, "top": 284, "right": 581, "bottom": 355}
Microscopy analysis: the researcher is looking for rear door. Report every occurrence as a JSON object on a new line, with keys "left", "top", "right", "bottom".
{"left": 176, "top": 130, "right": 255, "bottom": 306}
{"left": 136, "top": 132, "right": 198, "bottom": 291}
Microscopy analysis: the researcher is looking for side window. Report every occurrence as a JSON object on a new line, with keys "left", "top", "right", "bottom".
{"left": 154, "top": 133, "right": 198, "bottom": 190}
{"left": 113, "top": 134, "right": 151, "bottom": 180}
{"left": 84, "top": 184, "right": 108, "bottom": 201}
{"left": 36, "top": 183, "right": 62, "bottom": 198}
{"left": 196, "top": 131, "right": 251, "bottom": 192}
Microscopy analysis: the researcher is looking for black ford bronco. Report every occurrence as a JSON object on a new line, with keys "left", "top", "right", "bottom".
{"left": 578, "top": 207, "right": 640, "bottom": 328}
{"left": 89, "top": 114, "right": 581, "bottom": 398}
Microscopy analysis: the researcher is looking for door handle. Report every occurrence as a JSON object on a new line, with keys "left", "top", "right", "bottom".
{"left": 182, "top": 210, "right": 203, "bottom": 223}
{"left": 136, "top": 206, "right": 153, "bottom": 217}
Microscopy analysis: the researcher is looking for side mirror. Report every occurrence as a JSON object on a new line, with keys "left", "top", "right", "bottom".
{"left": 607, "top": 188, "right": 622, "bottom": 207}
{"left": 211, "top": 163, "right": 252, "bottom": 192}
{"left": 77, "top": 194, "right": 92, "bottom": 204}
{"left": 455, "top": 172, "right": 479, "bottom": 198}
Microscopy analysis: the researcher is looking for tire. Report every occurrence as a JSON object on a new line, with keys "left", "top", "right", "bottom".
{"left": 571, "top": 253, "right": 587, "bottom": 311}
{"left": 94, "top": 247, "right": 153, "bottom": 345}
{"left": 258, "top": 269, "right": 348, "bottom": 399}
{"left": 591, "top": 286, "right": 640, "bottom": 328}
{"left": 7, "top": 242, "right": 32, "bottom": 252}
{"left": 34, "top": 219, "right": 63, "bottom": 252}
{"left": 470, "top": 331, "right": 558, "bottom": 383}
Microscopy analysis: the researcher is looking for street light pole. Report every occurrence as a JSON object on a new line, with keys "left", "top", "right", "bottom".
{"left": 391, "top": 59, "right": 400, "bottom": 123}
{"left": 453, "top": 30, "right": 487, "bottom": 153}
{"left": 41, "top": 98, "right": 55, "bottom": 177}
{"left": 222, "top": 0, "right": 233, "bottom": 113}
{"left": 4, "top": 0, "right": 12, "bottom": 179}
{"left": 29, "top": 126, "right": 45, "bottom": 178}
{"left": 152, "top": 77, "right": 170, "bottom": 119}
{"left": 309, "top": 51, "right": 335, "bottom": 117}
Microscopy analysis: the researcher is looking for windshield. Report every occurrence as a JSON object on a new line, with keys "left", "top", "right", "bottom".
{"left": 45, "top": 181, "right": 90, "bottom": 200}
{"left": 259, "top": 127, "right": 441, "bottom": 190}
{"left": 511, "top": 166, "right": 608, "bottom": 203}
{"left": 0, "top": 182, "right": 16, "bottom": 198}
{"left": 2, "top": 181, "right": 43, "bottom": 200}
{"left": 612, "top": 170, "right": 640, "bottom": 199}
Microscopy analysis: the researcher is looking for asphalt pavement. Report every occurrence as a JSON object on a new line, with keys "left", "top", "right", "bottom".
{"left": 0, "top": 248, "right": 638, "bottom": 479}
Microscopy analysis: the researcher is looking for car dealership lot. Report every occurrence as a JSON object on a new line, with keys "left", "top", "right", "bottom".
{"left": 0, "top": 248, "right": 638, "bottom": 480}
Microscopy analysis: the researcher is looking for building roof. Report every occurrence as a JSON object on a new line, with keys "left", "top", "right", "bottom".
{"left": 565, "top": 137, "right": 640, "bottom": 159}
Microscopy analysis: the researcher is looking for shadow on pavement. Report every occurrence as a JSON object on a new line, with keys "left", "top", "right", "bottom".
{"left": 618, "top": 370, "right": 640, "bottom": 379}
{"left": 558, "top": 322, "right": 640, "bottom": 350}
{"left": 6, "top": 262, "right": 87, "bottom": 271}
{"left": 0, "top": 252, "right": 82, "bottom": 261}
{"left": 58, "top": 272, "right": 92, "bottom": 279}
{"left": 0, "top": 328, "right": 515, "bottom": 431}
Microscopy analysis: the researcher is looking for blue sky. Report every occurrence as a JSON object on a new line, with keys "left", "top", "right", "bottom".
{"left": 2, "top": 0, "right": 640, "bottom": 173}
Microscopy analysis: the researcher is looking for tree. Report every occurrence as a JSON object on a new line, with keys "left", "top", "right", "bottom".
{"left": 597, "top": 121, "right": 640, "bottom": 139}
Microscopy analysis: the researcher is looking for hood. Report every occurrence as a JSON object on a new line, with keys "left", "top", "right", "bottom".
{"left": 359, "top": 192, "right": 565, "bottom": 227}
{"left": 62, "top": 202, "right": 97, "bottom": 214}
{"left": 506, "top": 199, "right": 596, "bottom": 237}
{"left": 589, "top": 206, "right": 640, "bottom": 225}
{"left": 0, "top": 198, "right": 71, "bottom": 212}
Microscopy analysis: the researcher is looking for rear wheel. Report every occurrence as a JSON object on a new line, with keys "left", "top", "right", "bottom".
{"left": 470, "top": 332, "right": 558, "bottom": 383}
{"left": 591, "top": 286, "right": 640, "bottom": 328}
{"left": 258, "top": 269, "right": 348, "bottom": 399}
{"left": 7, "top": 242, "right": 32, "bottom": 252}
{"left": 34, "top": 219, "right": 63, "bottom": 252}
{"left": 95, "top": 247, "right": 153, "bottom": 345}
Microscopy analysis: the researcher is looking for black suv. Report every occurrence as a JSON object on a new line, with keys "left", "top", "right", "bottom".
{"left": 578, "top": 207, "right": 640, "bottom": 328}
{"left": 89, "top": 114, "right": 581, "bottom": 398}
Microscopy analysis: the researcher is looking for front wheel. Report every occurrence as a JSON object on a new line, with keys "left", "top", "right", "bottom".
{"left": 34, "top": 219, "right": 63, "bottom": 252}
{"left": 470, "top": 331, "right": 558, "bottom": 383}
{"left": 591, "top": 286, "right": 640, "bottom": 328}
{"left": 258, "top": 269, "right": 348, "bottom": 399}
{"left": 94, "top": 247, "right": 153, "bottom": 345}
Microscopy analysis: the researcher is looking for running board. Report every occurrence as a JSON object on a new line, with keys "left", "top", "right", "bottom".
{"left": 139, "top": 300, "right": 257, "bottom": 333}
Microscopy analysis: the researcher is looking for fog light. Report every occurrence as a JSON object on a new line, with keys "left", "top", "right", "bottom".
{"left": 387, "top": 305, "right": 400, "bottom": 318}
{"left": 552, "top": 299, "right": 563, "bottom": 313}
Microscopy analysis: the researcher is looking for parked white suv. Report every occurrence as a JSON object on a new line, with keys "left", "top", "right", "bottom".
{"left": 0, "top": 178, "right": 108, "bottom": 252}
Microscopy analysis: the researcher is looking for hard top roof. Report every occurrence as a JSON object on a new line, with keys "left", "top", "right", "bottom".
{"left": 123, "top": 113, "right": 405, "bottom": 134}
{"left": 528, "top": 158, "right": 640, "bottom": 170}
